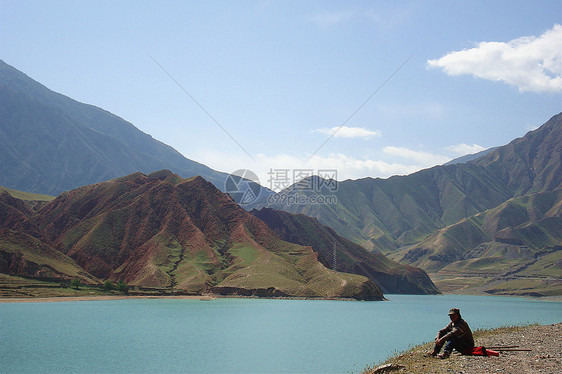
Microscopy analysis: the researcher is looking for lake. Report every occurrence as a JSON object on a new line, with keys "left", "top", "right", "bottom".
{"left": 1, "top": 295, "right": 561, "bottom": 373}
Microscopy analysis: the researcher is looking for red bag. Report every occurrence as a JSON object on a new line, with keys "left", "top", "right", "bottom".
{"left": 464, "top": 346, "right": 500, "bottom": 356}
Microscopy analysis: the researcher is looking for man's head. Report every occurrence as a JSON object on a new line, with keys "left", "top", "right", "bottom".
{"left": 448, "top": 308, "right": 461, "bottom": 321}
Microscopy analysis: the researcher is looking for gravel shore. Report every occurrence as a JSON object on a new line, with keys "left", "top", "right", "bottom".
{"left": 0, "top": 295, "right": 215, "bottom": 303}
{"left": 366, "top": 323, "right": 561, "bottom": 374}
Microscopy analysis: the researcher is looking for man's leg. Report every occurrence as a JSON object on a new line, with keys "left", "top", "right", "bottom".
{"left": 439, "top": 337, "right": 473, "bottom": 358}
{"left": 426, "top": 331, "right": 447, "bottom": 356}
{"left": 438, "top": 339, "right": 455, "bottom": 358}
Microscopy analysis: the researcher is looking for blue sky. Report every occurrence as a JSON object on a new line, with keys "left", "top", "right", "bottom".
{"left": 1, "top": 1, "right": 561, "bottom": 189}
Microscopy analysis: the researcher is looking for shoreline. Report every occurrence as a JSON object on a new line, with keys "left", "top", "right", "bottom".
{"left": 0, "top": 295, "right": 216, "bottom": 303}
{"left": 429, "top": 292, "right": 562, "bottom": 302}
{"left": 0, "top": 294, "right": 380, "bottom": 303}
{"left": 1, "top": 292, "right": 559, "bottom": 304}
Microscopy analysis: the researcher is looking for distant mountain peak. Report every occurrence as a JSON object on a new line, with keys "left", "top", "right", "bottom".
{"left": 444, "top": 147, "right": 497, "bottom": 166}
{"left": 0, "top": 60, "right": 232, "bottom": 195}
{"left": 147, "top": 169, "right": 174, "bottom": 180}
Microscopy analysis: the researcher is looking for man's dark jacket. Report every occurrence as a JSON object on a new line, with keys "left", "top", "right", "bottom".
{"left": 439, "top": 318, "right": 474, "bottom": 347}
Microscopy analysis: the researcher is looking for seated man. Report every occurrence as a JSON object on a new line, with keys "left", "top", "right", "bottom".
{"left": 427, "top": 308, "right": 474, "bottom": 359}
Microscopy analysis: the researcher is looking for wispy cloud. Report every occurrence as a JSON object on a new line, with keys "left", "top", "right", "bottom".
{"left": 375, "top": 102, "right": 446, "bottom": 120}
{"left": 310, "top": 5, "right": 415, "bottom": 30}
{"left": 192, "top": 149, "right": 452, "bottom": 189}
{"left": 428, "top": 24, "right": 562, "bottom": 93}
{"left": 312, "top": 126, "right": 382, "bottom": 139}
{"left": 311, "top": 10, "right": 379, "bottom": 28}
{"left": 445, "top": 143, "right": 486, "bottom": 156}
{"left": 383, "top": 146, "right": 451, "bottom": 166}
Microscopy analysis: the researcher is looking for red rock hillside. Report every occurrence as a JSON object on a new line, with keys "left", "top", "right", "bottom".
{"left": 21, "top": 170, "right": 382, "bottom": 300}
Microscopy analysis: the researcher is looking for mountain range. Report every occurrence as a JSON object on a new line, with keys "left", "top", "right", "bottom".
{"left": 254, "top": 114, "right": 561, "bottom": 251}
{"left": 253, "top": 114, "right": 562, "bottom": 296}
{"left": 2, "top": 170, "right": 436, "bottom": 300}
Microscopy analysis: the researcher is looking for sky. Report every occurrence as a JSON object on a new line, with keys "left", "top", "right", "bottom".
{"left": 1, "top": 1, "right": 561, "bottom": 190}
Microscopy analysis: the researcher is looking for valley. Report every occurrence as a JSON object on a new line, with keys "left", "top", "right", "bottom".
{"left": 0, "top": 60, "right": 560, "bottom": 300}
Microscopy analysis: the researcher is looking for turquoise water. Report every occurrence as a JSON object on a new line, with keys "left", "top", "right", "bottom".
{"left": 1, "top": 295, "right": 561, "bottom": 373}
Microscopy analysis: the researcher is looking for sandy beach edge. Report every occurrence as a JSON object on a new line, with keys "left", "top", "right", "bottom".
{"left": 0, "top": 295, "right": 216, "bottom": 303}
{"left": 1, "top": 292, "right": 560, "bottom": 303}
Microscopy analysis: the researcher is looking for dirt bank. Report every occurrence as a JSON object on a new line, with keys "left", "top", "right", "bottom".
{"left": 365, "top": 323, "right": 561, "bottom": 374}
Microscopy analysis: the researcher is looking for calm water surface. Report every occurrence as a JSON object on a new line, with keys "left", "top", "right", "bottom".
{"left": 1, "top": 295, "right": 561, "bottom": 373}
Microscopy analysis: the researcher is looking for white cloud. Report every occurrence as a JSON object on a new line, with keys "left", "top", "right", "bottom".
{"left": 253, "top": 153, "right": 420, "bottom": 188}
{"left": 445, "top": 143, "right": 486, "bottom": 156}
{"left": 383, "top": 146, "right": 451, "bottom": 166}
{"left": 191, "top": 149, "right": 451, "bottom": 190}
{"left": 428, "top": 24, "right": 562, "bottom": 93}
{"left": 313, "top": 126, "right": 382, "bottom": 139}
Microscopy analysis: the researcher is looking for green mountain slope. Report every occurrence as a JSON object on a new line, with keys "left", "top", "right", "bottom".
{"left": 0, "top": 185, "right": 54, "bottom": 203}
{"left": 392, "top": 189, "right": 562, "bottom": 270}
{"left": 251, "top": 207, "right": 439, "bottom": 294}
{"left": 252, "top": 113, "right": 561, "bottom": 255}
{"left": 390, "top": 189, "right": 562, "bottom": 296}
{"left": 472, "top": 115, "right": 562, "bottom": 195}
{"left": 0, "top": 60, "right": 230, "bottom": 195}
{"left": 0, "top": 228, "right": 99, "bottom": 285}
{"left": 0, "top": 190, "right": 98, "bottom": 286}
